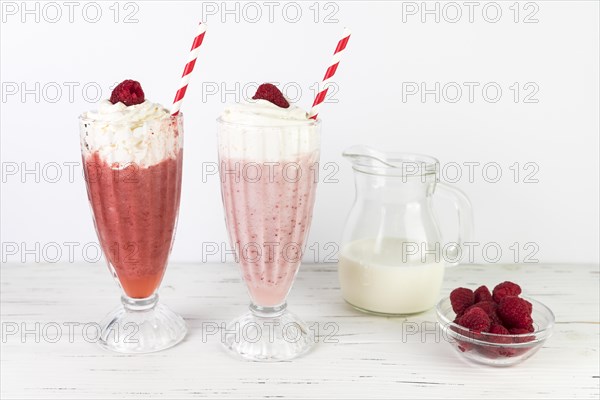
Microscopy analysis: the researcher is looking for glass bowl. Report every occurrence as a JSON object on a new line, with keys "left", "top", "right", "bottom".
{"left": 435, "top": 296, "right": 555, "bottom": 367}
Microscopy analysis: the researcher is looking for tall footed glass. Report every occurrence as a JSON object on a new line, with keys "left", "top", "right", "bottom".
{"left": 217, "top": 118, "right": 320, "bottom": 361}
{"left": 79, "top": 113, "right": 187, "bottom": 353}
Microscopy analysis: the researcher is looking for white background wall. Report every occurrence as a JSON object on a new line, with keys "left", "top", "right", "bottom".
{"left": 1, "top": 0, "right": 598, "bottom": 265}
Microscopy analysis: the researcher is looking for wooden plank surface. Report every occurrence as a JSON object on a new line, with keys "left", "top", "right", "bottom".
{"left": 1, "top": 263, "right": 599, "bottom": 399}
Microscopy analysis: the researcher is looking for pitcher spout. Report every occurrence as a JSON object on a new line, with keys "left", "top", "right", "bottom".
{"left": 342, "top": 145, "right": 439, "bottom": 178}
{"left": 342, "top": 145, "right": 399, "bottom": 168}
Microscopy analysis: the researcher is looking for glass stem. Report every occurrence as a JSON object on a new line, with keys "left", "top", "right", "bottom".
{"left": 249, "top": 302, "right": 287, "bottom": 318}
{"left": 121, "top": 293, "right": 159, "bottom": 312}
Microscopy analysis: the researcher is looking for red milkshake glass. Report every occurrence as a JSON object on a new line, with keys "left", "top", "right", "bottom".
{"left": 80, "top": 112, "right": 187, "bottom": 353}
{"left": 217, "top": 117, "right": 320, "bottom": 361}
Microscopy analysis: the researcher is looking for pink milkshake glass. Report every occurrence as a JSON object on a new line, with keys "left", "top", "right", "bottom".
{"left": 80, "top": 113, "right": 187, "bottom": 353}
{"left": 217, "top": 117, "right": 321, "bottom": 361}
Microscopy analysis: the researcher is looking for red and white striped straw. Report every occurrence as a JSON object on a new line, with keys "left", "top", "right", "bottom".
{"left": 171, "top": 22, "right": 207, "bottom": 116}
{"left": 308, "top": 27, "right": 351, "bottom": 120}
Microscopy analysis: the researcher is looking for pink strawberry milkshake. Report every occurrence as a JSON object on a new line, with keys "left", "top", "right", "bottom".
{"left": 218, "top": 84, "right": 320, "bottom": 307}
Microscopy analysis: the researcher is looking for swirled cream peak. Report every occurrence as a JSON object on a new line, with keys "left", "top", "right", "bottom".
{"left": 220, "top": 100, "right": 311, "bottom": 126}
{"left": 83, "top": 99, "right": 169, "bottom": 126}
{"left": 218, "top": 100, "right": 319, "bottom": 161}
{"left": 80, "top": 99, "right": 180, "bottom": 168}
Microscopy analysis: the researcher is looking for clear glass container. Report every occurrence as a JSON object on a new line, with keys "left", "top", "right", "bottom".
{"left": 79, "top": 113, "right": 187, "bottom": 353}
{"left": 217, "top": 117, "right": 321, "bottom": 361}
{"left": 339, "top": 145, "right": 473, "bottom": 315}
{"left": 436, "top": 296, "right": 555, "bottom": 367}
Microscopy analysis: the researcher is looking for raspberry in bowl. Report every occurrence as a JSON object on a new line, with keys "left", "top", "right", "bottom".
{"left": 436, "top": 282, "right": 555, "bottom": 366}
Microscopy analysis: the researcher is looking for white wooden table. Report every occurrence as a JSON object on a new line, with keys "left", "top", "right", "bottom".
{"left": 1, "top": 263, "right": 599, "bottom": 399}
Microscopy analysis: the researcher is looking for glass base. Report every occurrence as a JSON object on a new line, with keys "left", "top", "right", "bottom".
{"left": 344, "top": 299, "right": 433, "bottom": 317}
{"left": 98, "top": 294, "right": 187, "bottom": 354}
{"left": 222, "top": 303, "right": 315, "bottom": 362}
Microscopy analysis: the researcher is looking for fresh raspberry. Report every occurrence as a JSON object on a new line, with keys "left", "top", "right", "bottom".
{"left": 509, "top": 328, "right": 532, "bottom": 335}
{"left": 457, "top": 307, "right": 491, "bottom": 333}
{"left": 511, "top": 346, "right": 534, "bottom": 356}
{"left": 497, "top": 296, "right": 533, "bottom": 329}
{"left": 450, "top": 287, "right": 474, "bottom": 315}
{"left": 488, "top": 325, "right": 512, "bottom": 345}
{"left": 489, "top": 324, "right": 510, "bottom": 335}
{"left": 465, "top": 301, "right": 496, "bottom": 315}
{"left": 465, "top": 301, "right": 502, "bottom": 325}
{"left": 456, "top": 341, "right": 473, "bottom": 353}
{"left": 510, "top": 324, "right": 535, "bottom": 333}
{"left": 509, "top": 328, "right": 536, "bottom": 347}
{"left": 484, "top": 324, "right": 514, "bottom": 356}
{"left": 252, "top": 83, "right": 290, "bottom": 108}
{"left": 474, "top": 285, "right": 493, "bottom": 303}
{"left": 110, "top": 79, "right": 145, "bottom": 106}
{"left": 524, "top": 299, "right": 533, "bottom": 313}
{"left": 492, "top": 281, "right": 522, "bottom": 303}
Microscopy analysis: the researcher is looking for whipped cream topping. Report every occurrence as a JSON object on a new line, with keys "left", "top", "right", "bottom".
{"left": 218, "top": 100, "right": 319, "bottom": 162}
{"left": 80, "top": 100, "right": 181, "bottom": 168}
{"left": 220, "top": 100, "right": 312, "bottom": 126}
{"left": 83, "top": 99, "right": 168, "bottom": 125}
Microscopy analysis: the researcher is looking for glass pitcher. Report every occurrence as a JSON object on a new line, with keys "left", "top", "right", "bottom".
{"left": 339, "top": 145, "right": 473, "bottom": 315}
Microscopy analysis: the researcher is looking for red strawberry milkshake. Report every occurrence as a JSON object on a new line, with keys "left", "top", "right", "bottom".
{"left": 80, "top": 80, "right": 183, "bottom": 299}
{"left": 218, "top": 84, "right": 320, "bottom": 307}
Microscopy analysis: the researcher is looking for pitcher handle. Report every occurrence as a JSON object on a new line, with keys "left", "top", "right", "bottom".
{"left": 435, "top": 182, "right": 474, "bottom": 267}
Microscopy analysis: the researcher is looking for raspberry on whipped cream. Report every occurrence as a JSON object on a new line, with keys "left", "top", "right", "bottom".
{"left": 110, "top": 80, "right": 145, "bottom": 106}
{"left": 252, "top": 83, "right": 290, "bottom": 108}
{"left": 218, "top": 84, "right": 318, "bottom": 162}
{"left": 80, "top": 80, "right": 179, "bottom": 169}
